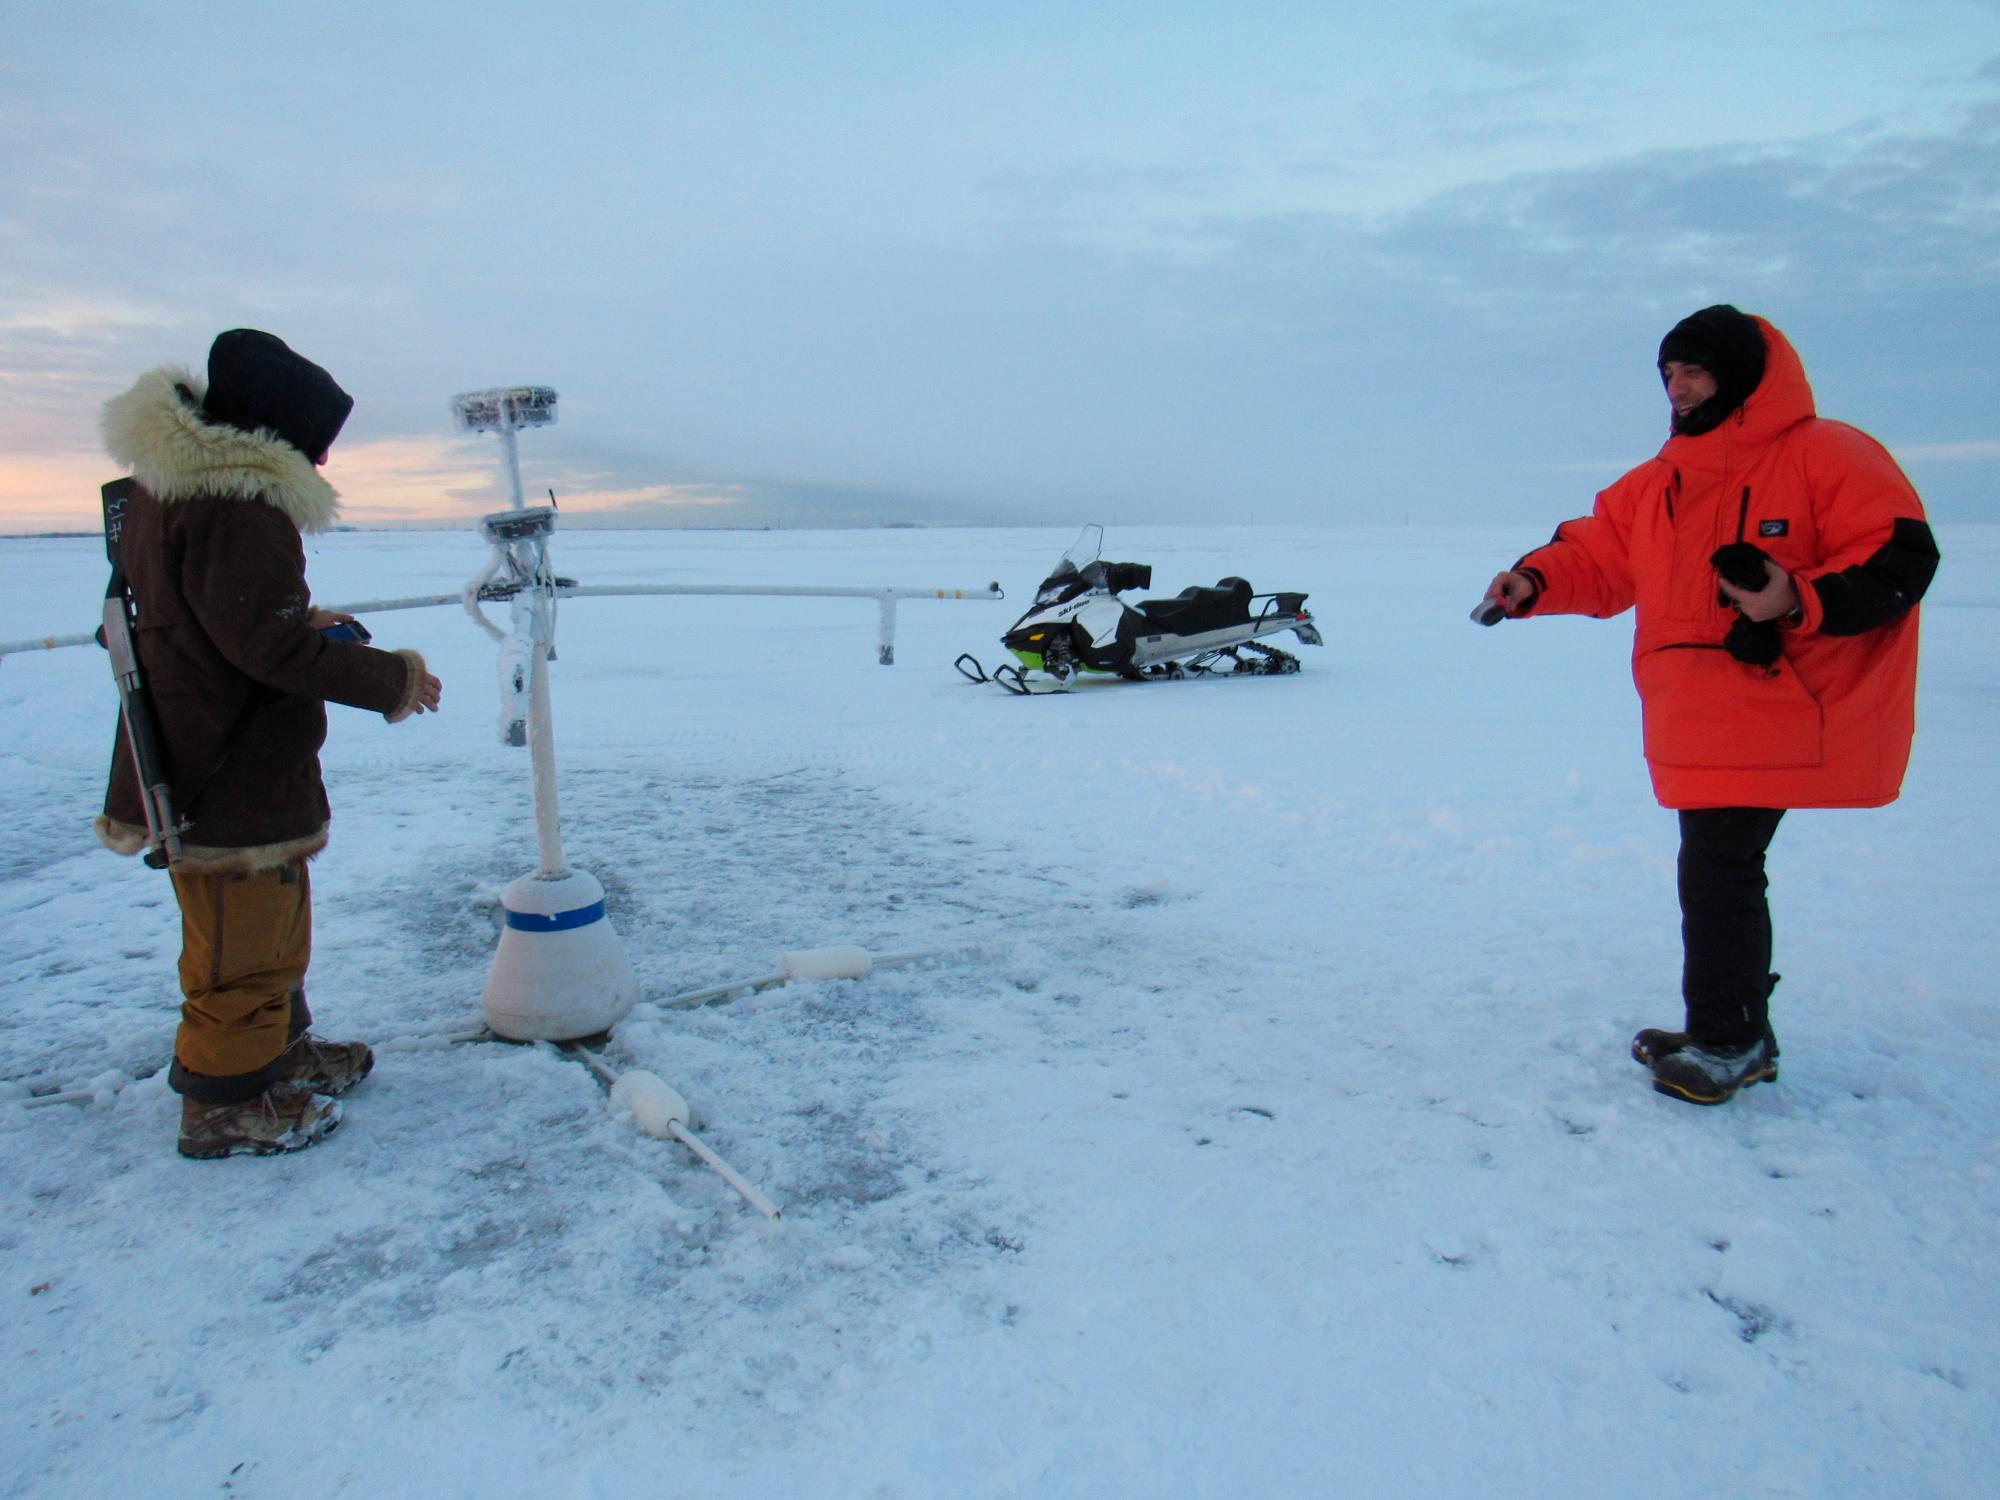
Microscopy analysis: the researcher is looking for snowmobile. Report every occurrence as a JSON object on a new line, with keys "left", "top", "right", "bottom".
{"left": 955, "top": 525, "right": 1322, "bottom": 694}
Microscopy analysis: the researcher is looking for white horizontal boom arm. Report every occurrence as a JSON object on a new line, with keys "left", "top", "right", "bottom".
{"left": 3, "top": 583, "right": 1003, "bottom": 664}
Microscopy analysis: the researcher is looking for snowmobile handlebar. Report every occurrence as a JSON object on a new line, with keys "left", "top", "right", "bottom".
{"left": 1101, "top": 561, "right": 1152, "bottom": 594}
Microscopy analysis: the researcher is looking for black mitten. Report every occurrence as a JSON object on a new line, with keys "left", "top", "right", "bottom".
{"left": 1723, "top": 613, "right": 1782, "bottom": 666}
{"left": 1710, "top": 542, "right": 1773, "bottom": 594}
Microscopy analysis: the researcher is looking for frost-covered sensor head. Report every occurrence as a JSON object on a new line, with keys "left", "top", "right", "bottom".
{"left": 451, "top": 386, "right": 559, "bottom": 433}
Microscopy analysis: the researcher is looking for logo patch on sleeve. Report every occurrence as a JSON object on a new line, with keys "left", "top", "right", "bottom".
{"left": 1758, "top": 519, "right": 1790, "bottom": 537}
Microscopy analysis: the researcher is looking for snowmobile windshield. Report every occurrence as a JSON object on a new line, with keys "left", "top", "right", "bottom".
{"left": 1033, "top": 525, "right": 1105, "bottom": 606}
{"left": 1058, "top": 525, "right": 1103, "bottom": 576}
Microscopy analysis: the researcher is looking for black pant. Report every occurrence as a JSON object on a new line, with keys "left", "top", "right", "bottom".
{"left": 1678, "top": 808, "right": 1785, "bottom": 1049}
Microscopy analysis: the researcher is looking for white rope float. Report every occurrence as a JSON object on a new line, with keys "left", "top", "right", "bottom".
{"left": 569, "top": 1044, "right": 783, "bottom": 1220}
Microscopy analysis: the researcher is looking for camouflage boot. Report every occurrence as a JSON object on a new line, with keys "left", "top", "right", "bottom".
{"left": 275, "top": 1033, "right": 375, "bottom": 1097}
{"left": 178, "top": 1085, "right": 342, "bottom": 1159}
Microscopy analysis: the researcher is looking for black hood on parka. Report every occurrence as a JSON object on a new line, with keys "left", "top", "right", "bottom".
{"left": 201, "top": 329, "right": 353, "bottom": 464}
{"left": 1658, "top": 304, "right": 1768, "bottom": 437}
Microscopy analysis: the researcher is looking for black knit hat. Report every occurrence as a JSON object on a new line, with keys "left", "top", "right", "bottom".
{"left": 202, "top": 329, "right": 353, "bottom": 463}
{"left": 1657, "top": 305, "right": 1767, "bottom": 435}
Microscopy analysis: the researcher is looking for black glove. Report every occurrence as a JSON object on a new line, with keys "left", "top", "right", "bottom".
{"left": 1711, "top": 542, "right": 1783, "bottom": 664}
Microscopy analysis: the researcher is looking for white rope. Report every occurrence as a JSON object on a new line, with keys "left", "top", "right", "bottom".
{"left": 649, "top": 945, "right": 966, "bottom": 1011}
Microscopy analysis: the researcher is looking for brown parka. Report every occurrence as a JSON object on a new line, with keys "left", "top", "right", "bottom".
{"left": 95, "top": 366, "right": 427, "bottom": 873}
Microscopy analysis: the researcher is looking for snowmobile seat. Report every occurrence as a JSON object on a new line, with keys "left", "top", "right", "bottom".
{"left": 1134, "top": 576, "right": 1254, "bottom": 635}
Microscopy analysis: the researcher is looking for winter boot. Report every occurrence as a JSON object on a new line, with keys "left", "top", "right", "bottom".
{"left": 1648, "top": 1034, "right": 1780, "bottom": 1106}
{"left": 1631, "top": 1028, "right": 1690, "bottom": 1068}
{"left": 1632, "top": 1024, "right": 1780, "bottom": 1070}
{"left": 178, "top": 1085, "right": 342, "bottom": 1159}
{"left": 275, "top": 1033, "right": 375, "bottom": 1097}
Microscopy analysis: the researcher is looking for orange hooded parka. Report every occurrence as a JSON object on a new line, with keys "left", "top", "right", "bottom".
{"left": 1516, "top": 316, "right": 1939, "bottom": 810}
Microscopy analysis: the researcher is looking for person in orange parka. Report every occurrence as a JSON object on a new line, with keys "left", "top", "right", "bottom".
{"left": 1481, "top": 304, "right": 1940, "bottom": 1106}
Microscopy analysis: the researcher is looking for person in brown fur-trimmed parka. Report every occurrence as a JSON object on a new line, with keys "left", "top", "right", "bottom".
{"left": 96, "top": 329, "right": 444, "bottom": 1159}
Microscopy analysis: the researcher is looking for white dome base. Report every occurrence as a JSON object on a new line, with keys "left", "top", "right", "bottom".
{"left": 482, "top": 868, "right": 639, "bottom": 1041}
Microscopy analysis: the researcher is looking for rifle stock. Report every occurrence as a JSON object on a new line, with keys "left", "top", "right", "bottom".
{"left": 101, "top": 478, "right": 184, "bottom": 868}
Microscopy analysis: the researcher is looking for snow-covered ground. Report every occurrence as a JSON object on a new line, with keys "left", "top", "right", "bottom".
{"left": 2, "top": 522, "right": 1995, "bottom": 1499}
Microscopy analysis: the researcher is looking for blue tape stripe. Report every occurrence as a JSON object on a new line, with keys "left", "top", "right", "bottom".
{"left": 504, "top": 899, "right": 606, "bottom": 933}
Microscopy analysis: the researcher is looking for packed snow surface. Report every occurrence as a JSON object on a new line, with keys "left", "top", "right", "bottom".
{"left": 2, "top": 524, "right": 1995, "bottom": 1498}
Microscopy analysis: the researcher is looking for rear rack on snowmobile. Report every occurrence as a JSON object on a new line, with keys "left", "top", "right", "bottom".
{"left": 1255, "top": 591, "right": 1320, "bottom": 645}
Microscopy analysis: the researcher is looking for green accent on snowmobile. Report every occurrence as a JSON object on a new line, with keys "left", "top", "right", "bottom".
{"left": 1008, "top": 650, "right": 1115, "bottom": 679}
{"left": 1007, "top": 648, "right": 1111, "bottom": 676}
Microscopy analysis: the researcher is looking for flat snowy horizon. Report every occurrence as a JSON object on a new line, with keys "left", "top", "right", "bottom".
{"left": 3, "top": 523, "right": 1994, "bottom": 1498}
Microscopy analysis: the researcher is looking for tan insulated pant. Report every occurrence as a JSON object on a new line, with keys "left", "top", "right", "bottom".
{"left": 169, "top": 862, "right": 313, "bottom": 1082}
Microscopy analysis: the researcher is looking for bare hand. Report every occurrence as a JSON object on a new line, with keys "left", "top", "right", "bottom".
{"left": 1484, "top": 571, "right": 1538, "bottom": 616}
{"left": 1718, "top": 559, "right": 1799, "bottom": 623}
{"left": 308, "top": 608, "right": 358, "bottom": 630}
{"left": 412, "top": 673, "right": 444, "bottom": 714}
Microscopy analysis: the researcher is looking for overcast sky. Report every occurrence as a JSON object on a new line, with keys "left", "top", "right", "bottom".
{"left": 2, "top": 1, "right": 1995, "bottom": 532}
